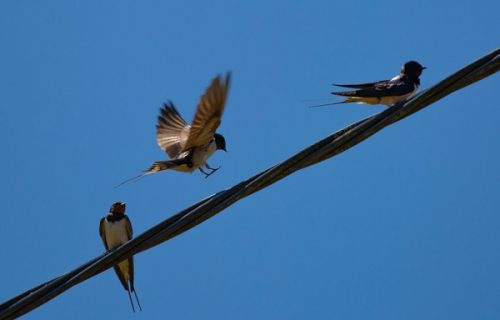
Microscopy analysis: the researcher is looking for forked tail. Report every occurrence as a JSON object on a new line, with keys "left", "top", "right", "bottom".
{"left": 126, "top": 289, "right": 136, "bottom": 312}
{"left": 308, "top": 101, "right": 348, "bottom": 108}
{"left": 114, "top": 173, "right": 148, "bottom": 188}
{"left": 145, "top": 160, "right": 177, "bottom": 173}
{"left": 132, "top": 288, "right": 142, "bottom": 312}
{"left": 114, "top": 160, "right": 176, "bottom": 188}
{"left": 126, "top": 287, "right": 142, "bottom": 312}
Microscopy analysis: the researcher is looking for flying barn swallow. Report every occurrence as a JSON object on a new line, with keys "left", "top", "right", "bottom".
{"left": 328, "top": 61, "right": 425, "bottom": 106}
{"left": 99, "top": 202, "right": 142, "bottom": 312}
{"left": 115, "top": 72, "right": 230, "bottom": 187}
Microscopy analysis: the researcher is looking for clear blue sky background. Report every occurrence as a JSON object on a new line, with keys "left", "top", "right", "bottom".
{"left": 1, "top": 1, "right": 499, "bottom": 319}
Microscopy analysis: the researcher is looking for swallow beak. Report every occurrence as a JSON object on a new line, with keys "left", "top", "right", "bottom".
{"left": 423, "top": 66, "right": 427, "bottom": 69}
{"left": 222, "top": 147, "right": 227, "bottom": 152}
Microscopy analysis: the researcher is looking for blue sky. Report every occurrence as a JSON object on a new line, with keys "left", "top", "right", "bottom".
{"left": 1, "top": 1, "right": 499, "bottom": 319}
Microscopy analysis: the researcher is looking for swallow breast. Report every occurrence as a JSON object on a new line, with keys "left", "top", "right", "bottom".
{"left": 104, "top": 220, "right": 130, "bottom": 249}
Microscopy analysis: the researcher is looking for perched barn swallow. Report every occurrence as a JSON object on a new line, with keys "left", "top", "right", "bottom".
{"left": 99, "top": 202, "right": 142, "bottom": 312}
{"left": 316, "top": 61, "right": 425, "bottom": 107}
{"left": 115, "top": 72, "right": 230, "bottom": 187}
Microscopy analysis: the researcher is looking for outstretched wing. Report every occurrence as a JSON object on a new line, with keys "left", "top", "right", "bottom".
{"left": 156, "top": 102, "right": 191, "bottom": 159}
{"left": 182, "top": 72, "right": 231, "bottom": 152}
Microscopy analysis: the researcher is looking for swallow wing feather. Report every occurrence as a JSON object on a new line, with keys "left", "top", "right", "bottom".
{"left": 156, "top": 102, "right": 191, "bottom": 159}
{"left": 333, "top": 80, "right": 389, "bottom": 89}
{"left": 182, "top": 72, "right": 231, "bottom": 152}
{"left": 333, "top": 77, "right": 412, "bottom": 98}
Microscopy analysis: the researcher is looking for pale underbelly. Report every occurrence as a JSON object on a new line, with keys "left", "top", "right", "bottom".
{"left": 171, "top": 143, "right": 216, "bottom": 172}
{"left": 105, "top": 223, "right": 129, "bottom": 249}
{"left": 348, "top": 92, "right": 415, "bottom": 106}
{"left": 171, "top": 163, "right": 196, "bottom": 172}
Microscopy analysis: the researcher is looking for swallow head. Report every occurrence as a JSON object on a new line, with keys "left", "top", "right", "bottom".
{"left": 214, "top": 133, "right": 227, "bottom": 152}
{"left": 110, "top": 201, "right": 126, "bottom": 215}
{"left": 401, "top": 61, "right": 426, "bottom": 78}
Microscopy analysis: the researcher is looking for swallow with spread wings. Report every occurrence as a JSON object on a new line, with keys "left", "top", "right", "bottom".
{"left": 116, "top": 72, "right": 230, "bottom": 187}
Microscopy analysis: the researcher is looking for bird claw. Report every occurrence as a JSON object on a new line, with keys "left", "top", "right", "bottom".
{"left": 201, "top": 165, "right": 221, "bottom": 178}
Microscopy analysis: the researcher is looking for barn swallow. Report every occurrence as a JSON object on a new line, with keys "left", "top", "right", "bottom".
{"left": 315, "top": 61, "right": 425, "bottom": 107}
{"left": 115, "top": 72, "right": 230, "bottom": 187}
{"left": 99, "top": 202, "right": 142, "bottom": 312}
